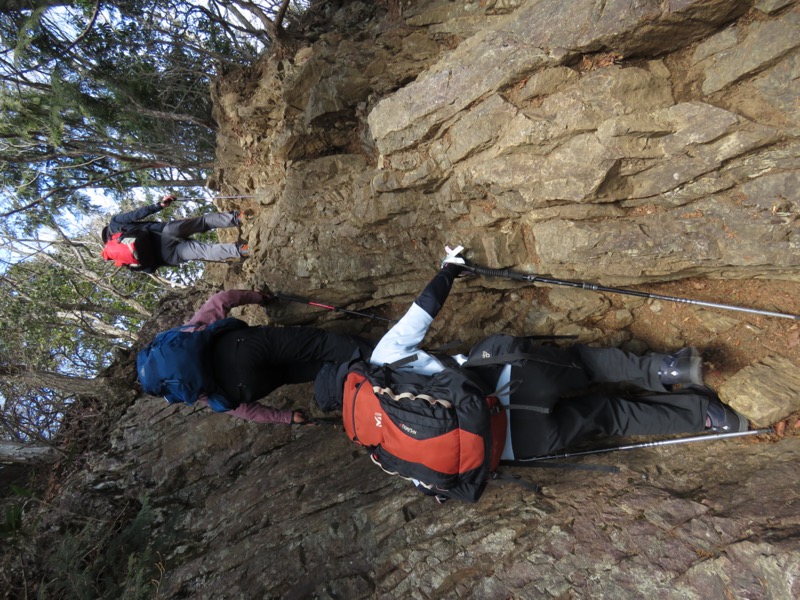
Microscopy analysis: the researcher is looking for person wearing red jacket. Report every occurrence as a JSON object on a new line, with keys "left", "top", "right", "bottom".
{"left": 101, "top": 195, "right": 247, "bottom": 272}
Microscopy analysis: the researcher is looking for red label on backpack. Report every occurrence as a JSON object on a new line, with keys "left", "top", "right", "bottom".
{"left": 101, "top": 232, "right": 140, "bottom": 267}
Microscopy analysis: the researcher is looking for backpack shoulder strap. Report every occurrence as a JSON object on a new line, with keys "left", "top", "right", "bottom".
{"left": 376, "top": 353, "right": 418, "bottom": 387}
{"left": 501, "top": 403, "right": 551, "bottom": 415}
{"left": 384, "top": 354, "right": 418, "bottom": 370}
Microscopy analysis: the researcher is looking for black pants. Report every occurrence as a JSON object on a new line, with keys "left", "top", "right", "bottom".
{"left": 210, "top": 326, "right": 372, "bottom": 407}
{"left": 499, "top": 345, "right": 708, "bottom": 458}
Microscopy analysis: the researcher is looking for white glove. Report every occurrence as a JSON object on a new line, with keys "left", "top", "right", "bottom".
{"left": 441, "top": 244, "right": 466, "bottom": 269}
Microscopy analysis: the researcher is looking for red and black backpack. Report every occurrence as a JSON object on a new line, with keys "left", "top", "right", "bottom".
{"left": 341, "top": 358, "right": 507, "bottom": 503}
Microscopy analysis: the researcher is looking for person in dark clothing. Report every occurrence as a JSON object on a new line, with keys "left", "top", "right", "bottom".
{"left": 184, "top": 288, "right": 373, "bottom": 424}
{"left": 101, "top": 195, "right": 248, "bottom": 273}
{"left": 314, "top": 245, "right": 748, "bottom": 497}
{"left": 489, "top": 341, "right": 727, "bottom": 459}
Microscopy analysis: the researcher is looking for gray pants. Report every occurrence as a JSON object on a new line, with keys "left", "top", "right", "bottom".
{"left": 159, "top": 212, "right": 241, "bottom": 265}
{"left": 505, "top": 345, "right": 709, "bottom": 458}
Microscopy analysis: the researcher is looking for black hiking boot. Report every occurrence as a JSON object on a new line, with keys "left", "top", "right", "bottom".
{"left": 658, "top": 347, "right": 703, "bottom": 387}
{"left": 688, "top": 386, "right": 749, "bottom": 432}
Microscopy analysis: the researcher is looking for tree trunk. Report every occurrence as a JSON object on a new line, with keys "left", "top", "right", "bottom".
{"left": 0, "top": 440, "right": 60, "bottom": 465}
{"left": 0, "top": 366, "right": 119, "bottom": 398}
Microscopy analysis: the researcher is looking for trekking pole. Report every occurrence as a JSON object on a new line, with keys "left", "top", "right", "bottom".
{"left": 463, "top": 263, "right": 800, "bottom": 321}
{"left": 273, "top": 292, "right": 398, "bottom": 324}
{"left": 177, "top": 195, "right": 258, "bottom": 201}
{"left": 514, "top": 428, "right": 774, "bottom": 463}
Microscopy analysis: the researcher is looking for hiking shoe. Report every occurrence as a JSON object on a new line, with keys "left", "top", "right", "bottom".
{"left": 706, "top": 396, "right": 749, "bottom": 432}
{"left": 238, "top": 243, "right": 250, "bottom": 257}
{"left": 689, "top": 386, "right": 749, "bottom": 432}
{"left": 234, "top": 210, "right": 245, "bottom": 226}
{"left": 658, "top": 347, "right": 703, "bottom": 387}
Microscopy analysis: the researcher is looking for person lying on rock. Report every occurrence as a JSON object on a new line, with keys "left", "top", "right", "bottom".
{"left": 101, "top": 195, "right": 249, "bottom": 272}
{"left": 137, "top": 289, "right": 374, "bottom": 425}
{"left": 312, "top": 245, "right": 749, "bottom": 503}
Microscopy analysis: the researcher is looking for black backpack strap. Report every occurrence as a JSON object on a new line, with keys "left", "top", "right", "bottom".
{"left": 492, "top": 379, "right": 517, "bottom": 397}
{"left": 490, "top": 471, "right": 542, "bottom": 494}
{"left": 489, "top": 381, "right": 551, "bottom": 414}
{"left": 385, "top": 354, "right": 418, "bottom": 369}
{"left": 432, "top": 353, "right": 461, "bottom": 370}
{"left": 502, "top": 403, "right": 551, "bottom": 415}
{"left": 381, "top": 353, "right": 418, "bottom": 386}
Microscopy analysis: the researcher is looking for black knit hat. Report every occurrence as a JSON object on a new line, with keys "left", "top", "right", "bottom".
{"left": 101, "top": 226, "right": 110, "bottom": 243}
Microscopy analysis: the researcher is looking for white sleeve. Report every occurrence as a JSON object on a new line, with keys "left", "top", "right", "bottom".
{"left": 370, "top": 303, "right": 444, "bottom": 375}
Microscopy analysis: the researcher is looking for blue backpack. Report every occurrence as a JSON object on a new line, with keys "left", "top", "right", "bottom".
{"left": 136, "top": 317, "right": 247, "bottom": 412}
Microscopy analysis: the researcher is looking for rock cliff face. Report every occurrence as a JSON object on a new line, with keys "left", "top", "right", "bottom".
{"left": 73, "top": 1, "right": 800, "bottom": 598}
